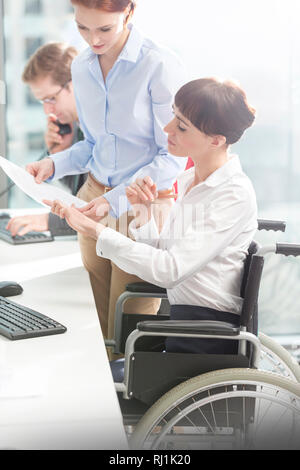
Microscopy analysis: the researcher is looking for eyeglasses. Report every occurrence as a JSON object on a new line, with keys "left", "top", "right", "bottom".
{"left": 38, "top": 80, "right": 71, "bottom": 105}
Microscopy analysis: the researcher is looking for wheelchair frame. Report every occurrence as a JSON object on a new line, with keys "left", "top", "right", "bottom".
{"left": 106, "top": 219, "right": 300, "bottom": 449}
{"left": 107, "top": 219, "right": 300, "bottom": 381}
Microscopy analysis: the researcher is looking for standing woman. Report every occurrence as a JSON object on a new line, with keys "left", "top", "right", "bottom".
{"left": 26, "top": 0, "right": 187, "bottom": 342}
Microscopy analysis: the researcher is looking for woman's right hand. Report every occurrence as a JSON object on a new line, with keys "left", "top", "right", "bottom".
{"left": 26, "top": 157, "right": 55, "bottom": 184}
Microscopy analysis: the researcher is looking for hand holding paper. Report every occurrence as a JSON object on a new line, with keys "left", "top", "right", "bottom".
{"left": 26, "top": 157, "right": 54, "bottom": 184}
{"left": 0, "top": 155, "right": 86, "bottom": 209}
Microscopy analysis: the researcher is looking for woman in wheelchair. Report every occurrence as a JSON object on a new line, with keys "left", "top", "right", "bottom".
{"left": 45, "top": 77, "right": 257, "bottom": 355}
{"left": 46, "top": 79, "right": 300, "bottom": 451}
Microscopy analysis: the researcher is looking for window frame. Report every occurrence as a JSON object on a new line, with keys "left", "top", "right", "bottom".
{"left": 0, "top": 0, "right": 8, "bottom": 209}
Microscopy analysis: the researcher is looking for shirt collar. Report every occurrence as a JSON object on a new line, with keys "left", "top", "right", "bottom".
{"left": 204, "top": 154, "right": 243, "bottom": 187}
{"left": 87, "top": 23, "right": 143, "bottom": 67}
{"left": 118, "top": 23, "right": 144, "bottom": 63}
{"left": 180, "top": 155, "right": 243, "bottom": 194}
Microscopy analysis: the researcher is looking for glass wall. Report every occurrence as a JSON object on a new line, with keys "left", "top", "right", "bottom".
{"left": 2, "top": 0, "right": 300, "bottom": 340}
{"left": 0, "top": 0, "right": 6, "bottom": 208}
{"left": 3, "top": 0, "right": 86, "bottom": 208}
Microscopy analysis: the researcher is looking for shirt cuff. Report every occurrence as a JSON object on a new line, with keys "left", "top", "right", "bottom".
{"left": 128, "top": 216, "right": 160, "bottom": 246}
{"left": 96, "top": 227, "right": 130, "bottom": 258}
{"left": 102, "top": 183, "right": 129, "bottom": 218}
{"left": 48, "top": 149, "right": 71, "bottom": 180}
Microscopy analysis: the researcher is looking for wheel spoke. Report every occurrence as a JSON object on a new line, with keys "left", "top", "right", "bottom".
{"left": 131, "top": 371, "right": 300, "bottom": 450}
{"left": 194, "top": 398, "right": 216, "bottom": 434}
{"left": 208, "top": 389, "right": 218, "bottom": 430}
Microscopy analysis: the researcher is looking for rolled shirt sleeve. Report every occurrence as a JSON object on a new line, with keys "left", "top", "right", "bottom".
{"left": 102, "top": 51, "right": 188, "bottom": 217}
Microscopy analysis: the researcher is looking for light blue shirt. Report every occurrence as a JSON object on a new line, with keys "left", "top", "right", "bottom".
{"left": 50, "top": 24, "right": 188, "bottom": 217}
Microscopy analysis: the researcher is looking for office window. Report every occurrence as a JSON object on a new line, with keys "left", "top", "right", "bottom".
{"left": 1, "top": 0, "right": 300, "bottom": 337}
{"left": 26, "top": 131, "right": 44, "bottom": 152}
{"left": 2, "top": 0, "right": 86, "bottom": 208}
{"left": 25, "top": 87, "right": 39, "bottom": 107}
{"left": 24, "top": 0, "right": 42, "bottom": 15}
{"left": 135, "top": 0, "right": 300, "bottom": 338}
{"left": 25, "top": 36, "right": 42, "bottom": 59}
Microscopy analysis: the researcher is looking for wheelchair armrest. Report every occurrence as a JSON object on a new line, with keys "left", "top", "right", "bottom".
{"left": 126, "top": 282, "right": 167, "bottom": 295}
{"left": 137, "top": 320, "right": 240, "bottom": 336}
{"left": 257, "top": 219, "right": 286, "bottom": 232}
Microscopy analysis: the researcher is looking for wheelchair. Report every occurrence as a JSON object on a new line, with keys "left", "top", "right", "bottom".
{"left": 106, "top": 219, "right": 300, "bottom": 450}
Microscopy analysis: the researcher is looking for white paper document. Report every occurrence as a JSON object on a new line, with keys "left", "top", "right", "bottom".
{"left": 0, "top": 155, "right": 86, "bottom": 208}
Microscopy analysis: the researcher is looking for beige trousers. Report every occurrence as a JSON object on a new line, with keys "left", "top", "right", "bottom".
{"left": 77, "top": 174, "right": 169, "bottom": 347}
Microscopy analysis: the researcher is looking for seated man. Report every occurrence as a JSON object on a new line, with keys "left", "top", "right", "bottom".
{"left": 7, "top": 42, "right": 86, "bottom": 237}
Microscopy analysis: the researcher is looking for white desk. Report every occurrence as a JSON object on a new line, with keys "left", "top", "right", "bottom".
{"left": 0, "top": 212, "right": 128, "bottom": 450}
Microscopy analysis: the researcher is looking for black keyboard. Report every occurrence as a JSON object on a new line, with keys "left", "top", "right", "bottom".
{"left": 0, "top": 215, "right": 53, "bottom": 245}
{"left": 0, "top": 296, "right": 67, "bottom": 340}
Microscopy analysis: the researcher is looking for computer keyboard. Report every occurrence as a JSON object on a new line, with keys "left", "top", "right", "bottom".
{"left": 0, "top": 296, "right": 67, "bottom": 340}
{"left": 0, "top": 214, "right": 53, "bottom": 245}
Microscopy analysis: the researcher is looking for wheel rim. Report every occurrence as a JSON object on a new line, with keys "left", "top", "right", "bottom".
{"left": 141, "top": 380, "right": 300, "bottom": 450}
{"left": 258, "top": 333, "right": 300, "bottom": 382}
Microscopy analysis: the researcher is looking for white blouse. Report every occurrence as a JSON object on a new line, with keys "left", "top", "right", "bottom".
{"left": 96, "top": 155, "right": 258, "bottom": 315}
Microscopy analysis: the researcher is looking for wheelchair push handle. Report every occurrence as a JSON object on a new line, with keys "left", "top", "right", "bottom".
{"left": 257, "top": 219, "right": 286, "bottom": 232}
{"left": 276, "top": 243, "right": 300, "bottom": 257}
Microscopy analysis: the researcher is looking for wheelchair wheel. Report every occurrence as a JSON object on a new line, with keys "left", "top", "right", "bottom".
{"left": 130, "top": 368, "right": 300, "bottom": 450}
{"left": 259, "top": 332, "right": 300, "bottom": 382}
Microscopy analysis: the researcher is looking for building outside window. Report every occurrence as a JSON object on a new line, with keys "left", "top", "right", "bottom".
{"left": 25, "top": 0, "right": 42, "bottom": 15}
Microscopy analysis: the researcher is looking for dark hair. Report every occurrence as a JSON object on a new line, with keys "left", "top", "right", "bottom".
{"left": 22, "top": 42, "right": 78, "bottom": 86}
{"left": 71, "top": 0, "right": 136, "bottom": 14}
{"left": 175, "top": 78, "right": 256, "bottom": 145}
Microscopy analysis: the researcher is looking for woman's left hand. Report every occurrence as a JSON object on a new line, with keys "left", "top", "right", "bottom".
{"left": 43, "top": 199, "right": 105, "bottom": 240}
